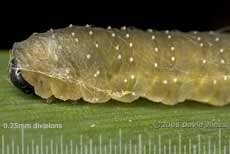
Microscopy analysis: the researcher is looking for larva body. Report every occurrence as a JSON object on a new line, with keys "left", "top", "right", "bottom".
{"left": 10, "top": 26, "right": 230, "bottom": 105}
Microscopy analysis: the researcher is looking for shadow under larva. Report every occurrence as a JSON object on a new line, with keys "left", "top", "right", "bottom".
{"left": 9, "top": 25, "right": 230, "bottom": 106}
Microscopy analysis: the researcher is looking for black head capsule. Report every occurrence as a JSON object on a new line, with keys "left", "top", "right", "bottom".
{"left": 9, "top": 58, "right": 35, "bottom": 94}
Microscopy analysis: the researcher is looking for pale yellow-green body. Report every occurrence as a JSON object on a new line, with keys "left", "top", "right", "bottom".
{"left": 11, "top": 26, "right": 230, "bottom": 105}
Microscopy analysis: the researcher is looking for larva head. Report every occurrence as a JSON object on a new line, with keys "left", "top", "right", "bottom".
{"left": 9, "top": 33, "right": 52, "bottom": 94}
{"left": 8, "top": 58, "right": 35, "bottom": 94}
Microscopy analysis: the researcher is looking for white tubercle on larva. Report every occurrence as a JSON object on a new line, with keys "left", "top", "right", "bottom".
{"left": 130, "top": 75, "right": 135, "bottom": 79}
{"left": 165, "top": 30, "right": 169, "bottom": 34}
{"left": 129, "top": 57, "right": 134, "bottom": 62}
{"left": 220, "top": 59, "right": 225, "bottom": 64}
{"left": 173, "top": 78, "right": 178, "bottom": 83}
{"left": 75, "top": 38, "right": 79, "bottom": 42}
{"left": 121, "top": 26, "right": 126, "bottom": 30}
{"left": 213, "top": 80, "right": 217, "bottom": 85}
{"left": 215, "top": 37, "right": 220, "bottom": 42}
{"left": 89, "top": 30, "right": 93, "bottom": 35}
{"left": 86, "top": 54, "right": 91, "bottom": 59}
{"left": 202, "top": 59, "right": 207, "bottom": 64}
{"left": 115, "top": 45, "right": 120, "bottom": 50}
{"left": 163, "top": 80, "right": 168, "bottom": 84}
{"left": 147, "top": 29, "right": 153, "bottom": 33}
{"left": 117, "top": 54, "right": 122, "bottom": 60}
{"left": 220, "top": 48, "right": 224, "bottom": 53}
{"left": 129, "top": 43, "right": 133, "bottom": 48}
{"left": 95, "top": 43, "right": 99, "bottom": 48}
{"left": 171, "top": 56, "right": 175, "bottom": 61}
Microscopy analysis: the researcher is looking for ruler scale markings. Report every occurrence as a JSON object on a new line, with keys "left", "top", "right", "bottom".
{"left": 213, "top": 144, "right": 216, "bottom": 154}
{"left": 70, "top": 140, "right": 73, "bottom": 154}
{"left": 219, "top": 129, "right": 222, "bottom": 154}
{"left": 119, "top": 130, "right": 122, "bottom": 154}
{"left": 184, "top": 145, "right": 186, "bottom": 154}
{"left": 208, "top": 137, "right": 211, "bottom": 154}
{"left": 139, "top": 134, "right": 142, "bottom": 154}
{"left": 169, "top": 139, "right": 171, "bottom": 154}
{"left": 66, "top": 144, "right": 69, "bottom": 154}
{"left": 80, "top": 135, "right": 83, "bottom": 154}
{"left": 46, "top": 145, "right": 49, "bottom": 154}
{"left": 56, "top": 143, "right": 58, "bottom": 154}
{"left": 0, "top": 129, "right": 229, "bottom": 154}
{"left": 143, "top": 145, "right": 146, "bottom": 154}
{"left": 36, "top": 144, "right": 39, "bottom": 154}
{"left": 99, "top": 135, "right": 102, "bottom": 154}
{"left": 60, "top": 135, "right": 63, "bottom": 154}
{"left": 7, "top": 144, "right": 9, "bottom": 154}
{"left": 129, "top": 140, "right": 132, "bottom": 154}
{"left": 114, "top": 144, "right": 117, "bottom": 154}
{"left": 124, "top": 144, "right": 127, "bottom": 154}
{"left": 50, "top": 139, "right": 54, "bottom": 154}
{"left": 198, "top": 135, "right": 201, "bottom": 154}
{"left": 163, "top": 145, "right": 166, "bottom": 154}
{"left": 12, "top": 139, "right": 15, "bottom": 154}
{"left": 90, "top": 139, "right": 93, "bottom": 154}
{"left": 173, "top": 145, "right": 177, "bottom": 154}
{"left": 153, "top": 144, "right": 156, "bottom": 154}
{"left": 148, "top": 138, "right": 151, "bottom": 154}
{"left": 84, "top": 144, "right": 88, "bottom": 154}
{"left": 16, "top": 145, "right": 19, "bottom": 154}
{"left": 203, "top": 144, "right": 206, "bottom": 154}
{"left": 193, "top": 145, "right": 196, "bottom": 154}
{"left": 2, "top": 135, "right": 4, "bottom": 154}
{"left": 32, "top": 140, "right": 34, "bottom": 154}
{"left": 41, "top": 135, "right": 43, "bottom": 154}
{"left": 134, "top": 144, "right": 137, "bottom": 154}
{"left": 224, "top": 145, "right": 226, "bottom": 154}
{"left": 21, "top": 129, "right": 24, "bottom": 154}
{"left": 75, "top": 144, "right": 78, "bottom": 154}
{"left": 179, "top": 134, "right": 182, "bottom": 154}
{"left": 27, "top": 144, "right": 29, "bottom": 154}
{"left": 189, "top": 139, "right": 192, "bottom": 154}
{"left": 109, "top": 139, "right": 112, "bottom": 154}
{"left": 104, "top": 145, "right": 107, "bottom": 154}
{"left": 94, "top": 145, "right": 97, "bottom": 154}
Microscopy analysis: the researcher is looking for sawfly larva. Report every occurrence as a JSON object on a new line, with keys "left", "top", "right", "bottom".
{"left": 9, "top": 25, "right": 230, "bottom": 106}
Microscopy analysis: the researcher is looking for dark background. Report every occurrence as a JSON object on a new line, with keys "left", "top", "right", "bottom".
{"left": 1, "top": 1, "right": 230, "bottom": 49}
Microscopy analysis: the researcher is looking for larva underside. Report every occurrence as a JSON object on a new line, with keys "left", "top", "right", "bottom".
{"left": 11, "top": 25, "right": 230, "bottom": 106}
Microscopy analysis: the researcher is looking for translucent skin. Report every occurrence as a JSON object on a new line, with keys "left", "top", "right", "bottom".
{"left": 11, "top": 26, "right": 230, "bottom": 105}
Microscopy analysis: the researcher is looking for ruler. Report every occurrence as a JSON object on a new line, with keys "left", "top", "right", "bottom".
{"left": 0, "top": 129, "right": 229, "bottom": 154}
